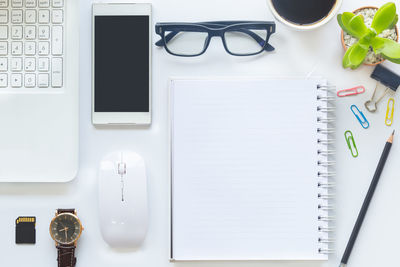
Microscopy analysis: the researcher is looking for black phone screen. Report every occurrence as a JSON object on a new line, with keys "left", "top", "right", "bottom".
{"left": 94, "top": 15, "right": 149, "bottom": 112}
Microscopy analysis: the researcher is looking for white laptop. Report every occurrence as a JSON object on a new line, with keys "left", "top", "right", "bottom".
{"left": 0, "top": 0, "right": 79, "bottom": 182}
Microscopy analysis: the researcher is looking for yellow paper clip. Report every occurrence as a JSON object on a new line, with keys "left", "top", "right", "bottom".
{"left": 385, "top": 98, "right": 395, "bottom": 126}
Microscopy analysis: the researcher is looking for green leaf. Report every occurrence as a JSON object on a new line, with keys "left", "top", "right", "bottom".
{"left": 342, "top": 42, "right": 369, "bottom": 69}
{"left": 358, "top": 29, "right": 377, "bottom": 47}
{"left": 388, "top": 14, "right": 398, "bottom": 29}
{"left": 342, "top": 44, "right": 355, "bottom": 67}
{"left": 371, "top": 2, "right": 397, "bottom": 34}
{"left": 370, "top": 36, "right": 385, "bottom": 51}
{"left": 349, "top": 44, "right": 369, "bottom": 69}
{"left": 371, "top": 37, "right": 400, "bottom": 59}
{"left": 347, "top": 15, "right": 368, "bottom": 37}
{"left": 382, "top": 54, "right": 400, "bottom": 63}
{"left": 338, "top": 13, "right": 362, "bottom": 38}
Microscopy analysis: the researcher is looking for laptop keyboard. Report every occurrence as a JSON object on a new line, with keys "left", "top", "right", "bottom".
{"left": 0, "top": 0, "right": 64, "bottom": 89}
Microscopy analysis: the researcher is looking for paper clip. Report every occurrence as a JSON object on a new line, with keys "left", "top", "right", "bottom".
{"left": 344, "top": 130, "right": 358, "bottom": 158}
{"left": 351, "top": 105, "right": 369, "bottom": 129}
{"left": 385, "top": 98, "right": 395, "bottom": 126}
{"left": 337, "top": 86, "right": 365, "bottom": 97}
{"left": 364, "top": 84, "right": 390, "bottom": 113}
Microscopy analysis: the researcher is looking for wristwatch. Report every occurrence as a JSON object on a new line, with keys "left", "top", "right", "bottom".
{"left": 49, "top": 209, "right": 83, "bottom": 267}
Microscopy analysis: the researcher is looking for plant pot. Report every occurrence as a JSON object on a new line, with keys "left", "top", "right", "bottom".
{"left": 340, "top": 6, "right": 399, "bottom": 66}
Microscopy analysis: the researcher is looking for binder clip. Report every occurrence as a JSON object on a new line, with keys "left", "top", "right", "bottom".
{"left": 385, "top": 98, "right": 395, "bottom": 126}
{"left": 365, "top": 65, "right": 400, "bottom": 112}
{"left": 337, "top": 86, "right": 365, "bottom": 97}
{"left": 351, "top": 105, "right": 369, "bottom": 129}
{"left": 344, "top": 130, "right": 358, "bottom": 158}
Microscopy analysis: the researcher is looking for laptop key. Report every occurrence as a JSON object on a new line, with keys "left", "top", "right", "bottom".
{"left": 0, "top": 57, "right": 7, "bottom": 71}
{"left": 52, "top": 0, "right": 62, "bottom": 8}
{"left": 0, "top": 26, "right": 8, "bottom": 39}
{"left": 38, "top": 9, "right": 49, "bottom": 23}
{"left": 24, "top": 57, "right": 35, "bottom": 71}
{"left": 24, "top": 25, "right": 36, "bottom": 39}
{"left": 0, "top": 42, "right": 7, "bottom": 55}
{"left": 52, "top": 9, "right": 62, "bottom": 24}
{"left": 38, "top": 57, "right": 49, "bottom": 71}
{"left": 11, "top": 10, "right": 23, "bottom": 23}
{"left": 51, "top": 25, "right": 62, "bottom": 55}
{"left": 51, "top": 57, "right": 62, "bottom": 87}
{"left": 12, "top": 0, "right": 22, "bottom": 7}
{"left": 38, "top": 73, "right": 48, "bottom": 87}
{"left": 11, "top": 57, "right": 22, "bottom": 71}
{"left": 0, "top": 10, "right": 8, "bottom": 23}
{"left": 38, "top": 25, "right": 49, "bottom": 39}
{"left": 24, "top": 73, "right": 35, "bottom": 87}
{"left": 0, "top": 73, "right": 7, "bottom": 87}
{"left": 0, "top": 0, "right": 8, "bottom": 8}
{"left": 11, "top": 41, "right": 23, "bottom": 55}
{"left": 24, "top": 41, "right": 36, "bottom": 55}
{"left": 11, "top": 26, "right": 23, "bottom": 39}
{"left": 11, "top": 73, "right": 22, "bottom": 87}
{"left": 25, "top": 10, "right": 36, "bottom": 24}
{"left": 26, "top": 0, "right": 36, "bottom": 8}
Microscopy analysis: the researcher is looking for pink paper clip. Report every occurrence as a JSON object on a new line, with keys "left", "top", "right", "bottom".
{"left": 337, "top": 86, "right": 366, "bottom": 97}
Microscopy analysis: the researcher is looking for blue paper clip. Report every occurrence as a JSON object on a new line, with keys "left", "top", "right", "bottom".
{"left": 351, "top": 105, "right": 370, "bottom": 129}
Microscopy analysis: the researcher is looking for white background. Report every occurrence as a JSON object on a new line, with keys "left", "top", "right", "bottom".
{"left": 1, "top": 0, "right": 400, "bottom": 266}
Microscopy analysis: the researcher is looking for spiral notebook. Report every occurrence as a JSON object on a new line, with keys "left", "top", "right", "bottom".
{"left": 169, "top": 78, "right": 335, "bottom": 261}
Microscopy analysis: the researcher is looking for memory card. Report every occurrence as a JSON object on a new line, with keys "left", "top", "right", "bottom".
{"left": 15, "top": 216, "right": 36, "bottom": 244}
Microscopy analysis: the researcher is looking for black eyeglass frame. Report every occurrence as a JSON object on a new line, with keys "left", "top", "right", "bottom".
{"left": 155, "top": 21, "right": 276, "bottom": 57}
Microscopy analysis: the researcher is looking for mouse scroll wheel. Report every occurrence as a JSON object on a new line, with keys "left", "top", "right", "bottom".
{"left": 117, "top": 162, "right": 126, "bottom": 175}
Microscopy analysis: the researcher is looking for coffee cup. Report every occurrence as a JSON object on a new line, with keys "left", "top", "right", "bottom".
{"left": 267, "top": 0, "right": 343, "bottom": 31}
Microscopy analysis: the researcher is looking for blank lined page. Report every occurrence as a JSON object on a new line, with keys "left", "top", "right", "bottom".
{"left": 170, "top": 78, "right": 326, "bottom": 260}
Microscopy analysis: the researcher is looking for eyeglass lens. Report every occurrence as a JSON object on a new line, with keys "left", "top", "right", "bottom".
{"left": 164, "top": 30, "right": 208, "bottom": 56}
{"left": 224, "top": 28, "right": 268, "bottom": 55}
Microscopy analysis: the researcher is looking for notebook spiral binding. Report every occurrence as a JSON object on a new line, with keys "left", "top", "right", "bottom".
{"left": 316, "top": 84, "right": 335, "bottom": 256}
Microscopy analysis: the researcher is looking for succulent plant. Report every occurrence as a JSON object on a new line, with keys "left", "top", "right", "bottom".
{"left": 337, "top": 2, "right": 400, "bottom": 69}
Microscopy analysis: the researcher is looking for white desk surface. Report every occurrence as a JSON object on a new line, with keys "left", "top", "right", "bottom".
{"left": 1, "top": 0, "right": 400, "bottom": 266}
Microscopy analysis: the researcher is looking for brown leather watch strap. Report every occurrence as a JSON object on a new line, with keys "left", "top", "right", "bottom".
{"left": 55, "top": 209, "right": 77, "bottom": 267}
{"left": 57, "top": 209, "right": 76, "bottom": 214}
{"left": 57, "top": 244, "right": 76, "bottom": 267}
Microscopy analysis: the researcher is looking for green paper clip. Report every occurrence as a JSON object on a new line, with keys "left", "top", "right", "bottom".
{"left": 345, "top": 130, "right": 358, "bottom": 158}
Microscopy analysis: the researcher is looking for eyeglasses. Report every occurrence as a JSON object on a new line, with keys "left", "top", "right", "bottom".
{"left": 155, "top": 21, "right": 276, "bottom": 57}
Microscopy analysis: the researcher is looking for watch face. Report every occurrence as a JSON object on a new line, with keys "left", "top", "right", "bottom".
{"left": 50, "top": 213, "right": 82, "bottom": 244}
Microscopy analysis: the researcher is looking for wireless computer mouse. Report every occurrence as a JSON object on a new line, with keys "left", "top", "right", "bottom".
{"left": 98, "top": 151, "right": 148, "bottom": 248}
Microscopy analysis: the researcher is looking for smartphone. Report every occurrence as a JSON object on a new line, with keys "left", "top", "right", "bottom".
{"left": 92, "top": 3, "right": 151, "bottom": 125}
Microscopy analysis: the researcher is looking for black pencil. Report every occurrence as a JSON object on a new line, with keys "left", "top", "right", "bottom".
{"left": 339, "top": 130, "right": 395, "bottom": 267}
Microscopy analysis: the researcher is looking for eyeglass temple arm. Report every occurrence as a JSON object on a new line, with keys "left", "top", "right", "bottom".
{"left": 155, "top": 27, "right": 274, "bottom": 51}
